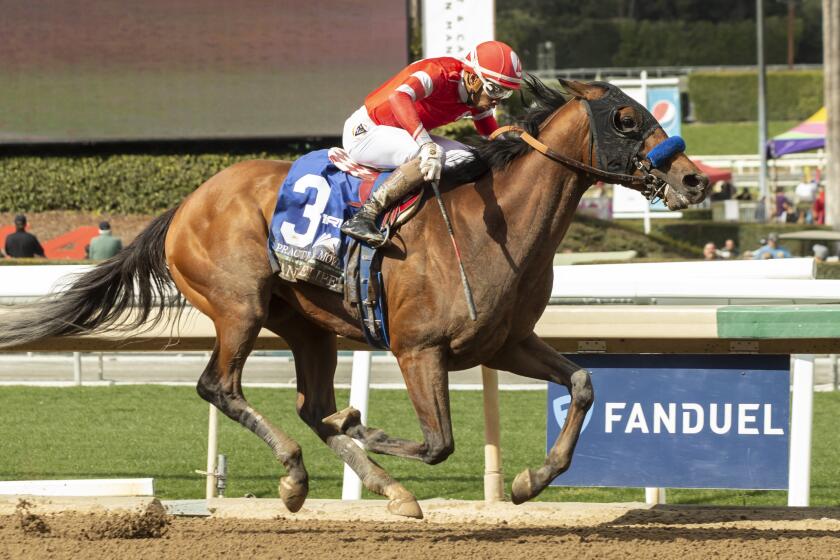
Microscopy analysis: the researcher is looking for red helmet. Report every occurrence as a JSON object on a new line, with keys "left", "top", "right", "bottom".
{"left": 463, "top": 40, "right": 523, "bottom": 96}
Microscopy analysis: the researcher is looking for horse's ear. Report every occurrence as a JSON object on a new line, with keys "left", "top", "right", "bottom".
{"left": 557, "top": 78, "right": 606, "bottom": 100}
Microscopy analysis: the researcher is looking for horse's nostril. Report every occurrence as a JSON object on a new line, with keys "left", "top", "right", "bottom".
{"left": 683, "top": 173, "right": 705, "bottom": 189}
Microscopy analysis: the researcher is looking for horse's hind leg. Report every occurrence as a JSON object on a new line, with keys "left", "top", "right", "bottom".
{"left": 170, "top": 256, "right": 309, "bottom": 511}
{"left": 485, "top": 332, "right": 593, "bottom": 504}
{"left": 265, "top": 305, "right": 422, "bottom": 519}
{"left": 195, "top": 307, "right": 309, "bottom": 512}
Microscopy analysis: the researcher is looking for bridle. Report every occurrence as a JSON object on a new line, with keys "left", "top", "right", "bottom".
{"left": 489, "top": 94, "right": 678, "bottom": 202}
{"left": 490, "top": 125, "right": 670, "bottom": 202}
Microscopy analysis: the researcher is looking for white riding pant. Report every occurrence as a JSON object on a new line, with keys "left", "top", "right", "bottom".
{"left": 342, "top": 106, "right": 475, "bottom": 171}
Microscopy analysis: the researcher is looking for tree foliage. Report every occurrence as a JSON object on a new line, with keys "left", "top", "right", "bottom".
{"left": 496, "top": 0, "right": 822, "bottom": 69}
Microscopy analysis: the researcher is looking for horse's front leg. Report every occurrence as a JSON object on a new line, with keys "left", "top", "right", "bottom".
{"left": 485, "top": 332, "right": 594, "bottom": 504}
{"left": 324, "top": 346, "right": 454, "bottom": 465}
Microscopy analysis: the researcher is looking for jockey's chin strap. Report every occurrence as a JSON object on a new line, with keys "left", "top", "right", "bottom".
{"left": 489, "top": 125, "right": 670, "bottom": 202}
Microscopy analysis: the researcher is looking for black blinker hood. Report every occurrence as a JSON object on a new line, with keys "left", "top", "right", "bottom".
{"left": 579, "top": 82, "right": 660, "bottom": 175}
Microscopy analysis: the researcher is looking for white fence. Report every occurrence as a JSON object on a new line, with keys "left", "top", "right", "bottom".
{"left": 693, "top": 152, "right": 826, "bottom": 188}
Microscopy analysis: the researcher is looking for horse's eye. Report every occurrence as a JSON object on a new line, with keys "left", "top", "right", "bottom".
{"left": 613, "top": 111, "right": 638, "bottom": 133}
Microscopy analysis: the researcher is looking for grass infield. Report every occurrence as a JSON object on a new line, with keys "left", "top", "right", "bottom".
{"left": 0, "top": 386, "right": 837, "bottom": 506}
{"left": 681, "top": 120, "right": 798, "bottom": 156}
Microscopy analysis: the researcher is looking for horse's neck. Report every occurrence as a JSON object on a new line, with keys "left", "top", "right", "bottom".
{"left": 481, "top": 106, "right": 592, "bottom": 270}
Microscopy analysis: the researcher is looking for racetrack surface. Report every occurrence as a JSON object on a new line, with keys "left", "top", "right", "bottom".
{"left": 2, "top": 498, "right": 839, "bottom": 560}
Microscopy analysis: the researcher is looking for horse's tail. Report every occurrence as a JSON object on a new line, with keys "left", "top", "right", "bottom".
{"left": 0, "top": 206, "right": 183, "bottom": 349}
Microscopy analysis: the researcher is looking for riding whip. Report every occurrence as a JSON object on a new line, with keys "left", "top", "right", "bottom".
{"left": 429, "top": 180, "right": 477, "bottom": 321}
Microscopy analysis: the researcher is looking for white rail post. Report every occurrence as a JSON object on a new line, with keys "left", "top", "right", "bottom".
{"left": 73, "top": 352, "right": 82, "bottom": 386}
{"left": 788, "top": 354, "right": 814, "bottom": 507}
{"left": 206, "top": 404, "right": 219, "bottom": 499}
{"left": 645, "top": 487, "right": 666, "bottom": 505}
{"left": 481, "top": 366, "right": 504, "bottom": 502}
{"left": 341, "top": 350, "right": 372, "bottom": 500}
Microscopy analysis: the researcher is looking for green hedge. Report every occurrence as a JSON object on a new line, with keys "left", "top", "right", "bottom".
{"left": 689, "top": 70, "right": 823, "bottom": 122}
{"left": 0, "top": 153, "right": 294, "bottom": 213}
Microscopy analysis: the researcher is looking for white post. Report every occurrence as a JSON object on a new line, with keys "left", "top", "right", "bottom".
{"left": 788, "top": 354, "right": 814, "bottom": 507}
{"left": 73, "top": 352, "right": 82, "bottom": 386}
{"left": 206, "top": 404, "right": 219, "bottom": 499}
{"left": 341, "top": 351, "right": 372, "bottom": 500}
{"left": 640, "top": 70, "right": 652, "bottom": 236}
{"left": 481, "top": 366, "right": 504, "bottom": 502}
{"left": 645, "top": 487, "right": 666, "bottom": 504}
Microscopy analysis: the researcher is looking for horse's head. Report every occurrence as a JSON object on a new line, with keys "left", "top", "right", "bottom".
{"left": 558, "top": 79, "right": 710, "bottom": 210}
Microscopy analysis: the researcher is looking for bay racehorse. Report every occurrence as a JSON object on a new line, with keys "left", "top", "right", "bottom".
{"left": 0, "top": 79, "right": 709, "bottom": 518}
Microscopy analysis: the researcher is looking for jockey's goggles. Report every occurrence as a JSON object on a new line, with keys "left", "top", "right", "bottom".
{"left": 478, "top": 76, "right": 514, "bottom": 100}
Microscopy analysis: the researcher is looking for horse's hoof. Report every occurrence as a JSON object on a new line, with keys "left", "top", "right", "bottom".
{"left": 323, "top": 407, "right": 362, "bottom": 433}
{"left": 387, "top": 495, "right": 423, "bottom": 519}
{"left": 279, "top": 476, "right": 308, "bottom": 513}
{"left": 511, "top": 468, "right": 537, "bottom": 505}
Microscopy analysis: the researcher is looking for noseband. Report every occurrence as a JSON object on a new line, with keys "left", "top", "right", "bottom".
{"left": 489, "top": 86, "right": 685, "bottom": 202}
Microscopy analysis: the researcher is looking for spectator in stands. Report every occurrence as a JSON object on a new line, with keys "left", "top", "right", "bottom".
{"left": 752, "top": 232, "right": 791, "bottom": 260}
{"left": 85, "top": 221, "right": 123, "bottom": 260}
{"left": 813, "top": 183, "right": 826, "bottom": 225}
{"left": 703, "top": 242, "right": 719, "bottom": 260}
{"left": 755, "top": 196, "right": 768, "bottom": 222}
{"left": 812, "top": 244, "right": 829, "bottom": 263}
{"left": 717, "top": 239, "right": 739, "bottom": 259}
{"left": 710, "top": 180, "right": 734, "bottom": 201}
{"left": 735, "top": 187, "right": 753, "bottom": 201}
{"left": 773, "top": 187, "right": 789, "bottom": 220}
{"left": 795, "top": 179, "right": 817, "bottom": 205}
{"left": 780, "top": 200, "right": 800, "bottom": 224}
{"left": 4, "top": 214, "right": 45, "bottom": 258}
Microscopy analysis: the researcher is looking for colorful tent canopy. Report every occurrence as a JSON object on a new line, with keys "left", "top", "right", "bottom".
{"left": 692, "top": 160, "right": 732, "bottom": 183}
{"left": 768, "top": 107, "right": 826, "bottom": 158}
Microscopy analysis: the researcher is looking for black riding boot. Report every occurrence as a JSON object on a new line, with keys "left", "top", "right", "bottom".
{"left": 341, "top": 158, "right": 425, "bottom": 247}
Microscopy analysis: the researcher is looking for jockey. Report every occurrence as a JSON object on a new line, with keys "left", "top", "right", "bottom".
{"left": 340, "top": 40, "right": 523, "bottom": 246}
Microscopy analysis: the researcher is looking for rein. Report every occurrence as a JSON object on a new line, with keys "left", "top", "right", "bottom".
{"left": 489, "top": 125, "right": 670, "bottom": 202}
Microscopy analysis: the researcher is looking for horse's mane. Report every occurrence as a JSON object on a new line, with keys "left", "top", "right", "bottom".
{"left": 475, "top": 76, "right": 570, "bottom": 170}
{"left": 439, "top": 76, "right": 571, "bottom": 187}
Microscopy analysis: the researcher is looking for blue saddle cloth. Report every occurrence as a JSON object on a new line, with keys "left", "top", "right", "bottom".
{"left": 268, "top": 149, "right": 390, "bottom": 293}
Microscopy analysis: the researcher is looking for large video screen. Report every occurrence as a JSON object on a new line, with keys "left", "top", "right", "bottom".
{"left": 0, "top": 1, "right": 408, "bottom": 142}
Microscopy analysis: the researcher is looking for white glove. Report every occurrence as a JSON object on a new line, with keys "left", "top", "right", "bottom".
{"left": 418, "top": 142, "right": 443, "bottom": 182}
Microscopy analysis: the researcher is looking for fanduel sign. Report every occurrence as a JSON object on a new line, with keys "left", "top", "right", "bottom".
{"left": 547, "top": 355, "right": 790, "bottom": 490}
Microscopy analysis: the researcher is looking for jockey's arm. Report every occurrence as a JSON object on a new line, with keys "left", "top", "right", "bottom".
{"left": 387, "top": 70, "right": 437, "bottom": 147}
{"left": 473, "top": 109, "right": 499, "bottom": 137}
{"left": 388, "top": 82, "right": 443, "bottom": 182}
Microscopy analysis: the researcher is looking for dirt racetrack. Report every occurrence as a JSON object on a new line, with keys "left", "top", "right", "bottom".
{"left": 1, "top": 497, "right": 840, "bottom": 560}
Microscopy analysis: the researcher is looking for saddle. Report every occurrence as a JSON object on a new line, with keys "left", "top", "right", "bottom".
{"left": 324, "top": 150, "right": 393, "bottom": 349}
{"left": 327, "top": 148, "right": 423, "bottom": 234}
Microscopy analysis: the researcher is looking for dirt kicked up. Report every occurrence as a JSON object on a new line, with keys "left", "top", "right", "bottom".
{"left": 1, "top": 498, "right": 840, "bottom": 560}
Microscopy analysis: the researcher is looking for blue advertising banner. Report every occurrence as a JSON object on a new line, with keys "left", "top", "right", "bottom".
{"left": 647, "top": 87, "right": 682, "bottom": 138}
{"left": 547, "top": 354, "right": 789, "bottom": 489}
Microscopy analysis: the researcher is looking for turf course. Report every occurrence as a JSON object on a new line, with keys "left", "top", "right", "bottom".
{"left": 681, "top": 120, "right": 798, "bottom": 155}
{"left": 0, "top": 386, "right": 837, "bottom": 506}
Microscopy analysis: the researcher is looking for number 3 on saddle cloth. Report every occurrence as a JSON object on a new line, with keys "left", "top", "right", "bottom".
{"left": 267, "top": 148, "right": 422, "bottom": 349}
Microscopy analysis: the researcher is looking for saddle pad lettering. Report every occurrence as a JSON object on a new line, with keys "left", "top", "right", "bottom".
{"left": 268, "top": 149, "right": 391, "bottom": 293}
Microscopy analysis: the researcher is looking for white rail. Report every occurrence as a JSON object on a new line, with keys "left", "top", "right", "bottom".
{"left": 0, "top": 260, "right": 831, "bottom": 506}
